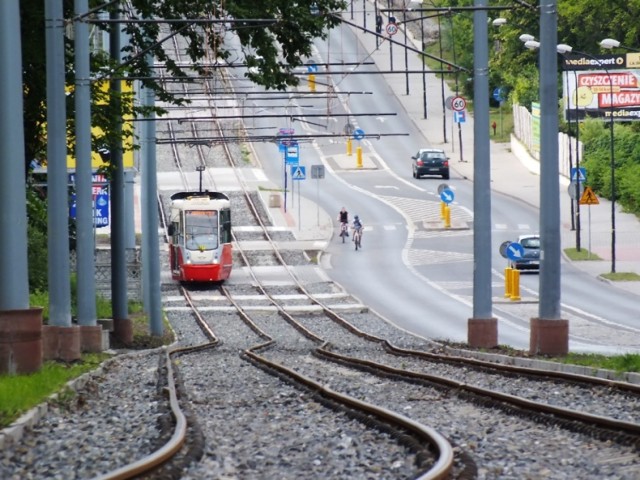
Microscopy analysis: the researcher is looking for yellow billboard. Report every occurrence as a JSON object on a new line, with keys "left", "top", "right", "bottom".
{"left": 66, "top": 80, "right": 135, "bottom": 170}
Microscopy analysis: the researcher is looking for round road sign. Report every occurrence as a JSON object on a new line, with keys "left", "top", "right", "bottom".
{"left": 499, "top": 240, "right": 511, "bottom": 259}
{"left": 439, "top": 188, "right": 454, "bottom": 204}
{"left": 451, "top": 96, "right": 466, "bottom": 112}
{"left": 386, "top": 23, "right": 398, "bottom": 36}
{"left": 343, "top": 123, "right": 355, "bottom": 136}
{"left": 445, "top": 96, "right": 455, "bottom": 111}
{"left": 437, "top": 183, "right": 450, "bottom": 195}
{"left": 568, "top": 182, "right": 585, "bottom": 200}
{"left": 353, "top": 128, "right": 365, "bottom": 140}
{"left": 506, "top": 242, "right": 524, "bottom": 261}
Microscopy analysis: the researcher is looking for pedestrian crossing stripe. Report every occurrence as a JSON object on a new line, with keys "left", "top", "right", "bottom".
{"left": 291, "top": 165, "right": 306, "bottom": 180}
{"left": 579, "top": 186, "right": 599, "bottom": 205}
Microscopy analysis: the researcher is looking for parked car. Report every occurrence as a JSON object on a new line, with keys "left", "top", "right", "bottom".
{"left": 411, "top": 148, "right": 450, "bottom": 179}
{"left": 510, "top": 234, "right": 540, "bottom": 271}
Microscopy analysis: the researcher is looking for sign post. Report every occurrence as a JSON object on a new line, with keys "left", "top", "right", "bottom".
{"left": 311, "top": 164, "right": 324, "bottom": 226}
{"left": 278, "top": 128, "right": 296, "bottom": 212}
{"left": 579, "top": 186, "right": 599, "bottom": 258}
{"left": 451, "top": 96, "right": 466, "bottom": 162}
{"left": 291, "top": 165, "right": 306, "bottom": 229}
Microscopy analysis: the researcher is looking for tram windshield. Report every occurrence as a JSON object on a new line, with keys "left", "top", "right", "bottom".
{"left": 184, "top": 210, "right": 218, "bottom": 251}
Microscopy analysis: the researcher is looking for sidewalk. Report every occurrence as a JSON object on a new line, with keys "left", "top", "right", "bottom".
{"left": 349, "top": 10, "right": 640, "bottom": 297}
{"left": 260, "top": 9, "right": 640, "bottom": 298}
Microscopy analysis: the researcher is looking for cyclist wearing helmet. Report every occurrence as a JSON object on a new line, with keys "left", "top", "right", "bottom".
{"left": 352, "top": 215, "right": 363, "bottom": 241}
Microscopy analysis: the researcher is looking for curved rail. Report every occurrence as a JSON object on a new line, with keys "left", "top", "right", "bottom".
{"left": 244, "top": 348, "right": 453, "bottom": 480}
{"left": 92, "top": 350, "right": 187, "bottom": 480}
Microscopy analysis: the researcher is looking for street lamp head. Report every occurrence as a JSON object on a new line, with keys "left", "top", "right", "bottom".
{"left": 492, "top": 18, "right": 507, "bottom": 27}
{"left": 600, "top": 38, "right": 621, "bottom": 49}
{"left": 524, "top": 40, "right": 540, "bottom": 50}
{"left": 519, "top": 34, "right": 535, "bottom": 43}
{"left": 556, "top": 44, "right": 573, "bottom": 54}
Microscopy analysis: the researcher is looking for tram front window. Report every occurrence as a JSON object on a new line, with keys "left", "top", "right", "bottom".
{"left": 184, "top": 211, "right": 218, "bottom": 251}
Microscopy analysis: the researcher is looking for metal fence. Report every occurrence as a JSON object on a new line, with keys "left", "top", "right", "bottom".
{"left": 70, "top": 247, "right": 142, "bottom": 300}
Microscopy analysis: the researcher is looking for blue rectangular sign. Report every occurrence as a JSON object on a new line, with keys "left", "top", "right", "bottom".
{"left": 69, "top": 185, "right": 110, "bottom": 227}
{"left": 290, "top": 165, "right": 306, "bottom": 180}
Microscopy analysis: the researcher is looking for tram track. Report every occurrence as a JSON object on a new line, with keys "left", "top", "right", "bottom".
{"left": 4, "top": 13, "right": 640, "bottom": 480}
{"left": 148, "top": 25, "right": 640, "bottom": 478}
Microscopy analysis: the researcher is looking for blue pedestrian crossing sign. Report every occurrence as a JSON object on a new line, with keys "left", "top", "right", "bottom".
{"left": 570, "top": 167, "right": 586, "bottom": 182}
{"left": 291, "top": 165, "right": 306, "bottom": 180}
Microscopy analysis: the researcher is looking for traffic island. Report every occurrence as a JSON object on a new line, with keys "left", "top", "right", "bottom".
{"left": 467, "top": 318, "right": 498, "bottom": 348}
{"left": 0, "top": 308, "right": 43, "bottom": 375}
{"left": 530, "top": 318, "right": 569, "bottom": 355}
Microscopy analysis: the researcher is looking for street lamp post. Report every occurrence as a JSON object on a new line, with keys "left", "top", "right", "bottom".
{"left": 522, "top": 37, "right": 582, "bottom": 249}
{"left": 600, "top": 38, "right": 640, "bottom": 53}
{"left": 557, "top": 44, "right": 616, "bottom": 273}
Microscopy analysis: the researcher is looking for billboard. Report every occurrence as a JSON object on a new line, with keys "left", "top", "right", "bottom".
{"left": 562, "top": 53, "right": 640, "bottom": 122}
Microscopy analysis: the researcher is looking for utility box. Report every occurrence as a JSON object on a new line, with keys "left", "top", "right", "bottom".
{"left": 269, "top": 194, "right": 281, "bottom": 208}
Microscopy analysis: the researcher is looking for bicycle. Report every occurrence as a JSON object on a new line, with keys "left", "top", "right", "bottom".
{"left": 352, "top": 227, "right": 362, "bottom": 250}
{"left": 339, "top": 222, "right": 349, "bottom": 243}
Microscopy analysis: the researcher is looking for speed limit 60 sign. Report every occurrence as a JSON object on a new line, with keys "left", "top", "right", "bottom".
{"left": 451, "top": 96, "right": 466, "bottom": 111}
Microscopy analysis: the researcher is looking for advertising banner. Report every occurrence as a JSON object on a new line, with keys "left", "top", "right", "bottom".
{"left": 562, "top": 53, "right": 640, "bottom": 121}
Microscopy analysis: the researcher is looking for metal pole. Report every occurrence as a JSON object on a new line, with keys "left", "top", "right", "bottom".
{"left": 388, "top": 0, "right": 394, "bottom": 70}
{"left": 45, "top": 0, "right": 72, "bottom": 327}
{"left": 74, "top": 0, "right": 97, "bottom": 326}
{"left": 574, "top": 67, "right": 581, "bottom": 251}
{"left": 110, "top": 10, "right": 129, "bottom": 322}
{"left": 403, "top": 8, "right": 409, "bottom": 95}
{"left": 142, "top": 68, "right": 163, "bottom": 337}
{"left": 421, "top": 15, "right": 427, "bottom": 119}
{"left": 469, "top": 0, "right": 495, "bottom": 346}
{"left": 562, "top": 59, "right": 575, "bottom": 232}
{"left": 609, "top": 87, "right": 616, "bottom": 273}
{"left": 571, "top": 50, "right": 615, "bottom": 270}
{"left": 0, "top": 0, "right": 30, "bottom": 310}
{"left": 448, "top": 13, "right": 463, "bottom": 161}
{"left": 436, "top": 14, "right": 447, "bottom": 143}
{"left": 538, "top": 0, "right": 561, "bottom": 320}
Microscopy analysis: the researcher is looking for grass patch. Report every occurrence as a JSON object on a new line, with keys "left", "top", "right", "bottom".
{"left": 550, "top": 353, "right": 640, "bottom": 374}
{"left": 0, "top": 353, "right": 110, "bottom": 428}
{"left": 240, "top": 143, "right": 252, "bottom": 164}
{"left": 489, "top": 108, "right": 513, "bottom": 143}
{"left": 601, "top": 271, "right": 640, "bottom": 282}
{"left": 5, "top": 288, "right": 174, "bottom": 431}
{"left": 111, "top": 311, "right": 175, "bottom": 350}
{"left": 441, "top": 340, "right": 640, "bottom": 374}
{"left": 564, "top": 248, "right": 602, "bottom": 261}
{"left": 258, "top": 185, "right": 285, "bottom": 192}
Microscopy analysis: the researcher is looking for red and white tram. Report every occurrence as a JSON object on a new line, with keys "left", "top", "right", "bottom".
{"left": 168, "top": 191, "right": 233, "bottom": 282}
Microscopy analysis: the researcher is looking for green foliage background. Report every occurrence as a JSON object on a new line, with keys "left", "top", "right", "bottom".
{"left": 430, "top": 0, "right": 640, "bottom": 218}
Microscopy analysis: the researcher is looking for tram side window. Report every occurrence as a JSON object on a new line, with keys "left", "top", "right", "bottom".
{"left": 184, "top": 210, "right": 218, "bottom": 250}
{"left": 220, "top": 208, "right": 232, "bottom": 244}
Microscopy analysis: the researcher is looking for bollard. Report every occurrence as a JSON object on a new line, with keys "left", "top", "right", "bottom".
{"left": 444, "top": 205, "right": 451, "bottom": 228}
{"left": 347, "top": 137, "right": 352, "bottom": 156}
{"left": 510, "top": 269, "right": 521, "bottom": 301}
{"left": 356, "top": 146, "right": 363, "bottom": 168}
{"left": 505, "top": 267, "right": 512, "bottom": 298}
{"left": 440, "top": 201, "right": 445, "bottom": 219}
{"left": 308, "top": 73, "right": 316, "bottom": 92}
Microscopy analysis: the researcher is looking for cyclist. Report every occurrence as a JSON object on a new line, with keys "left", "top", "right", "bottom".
{"left": 352, "top": 215, "right": 363, "bottom": 242}
{"left": 337, "top": 207, "right": 349, "bottom": 238}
